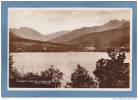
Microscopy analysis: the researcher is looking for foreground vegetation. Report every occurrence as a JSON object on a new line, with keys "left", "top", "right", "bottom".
{"left": 9, "top": 49, "right": 129, "bottom": 88}
{"left": 93, "top": 49, "right": 129, "bottom": 88}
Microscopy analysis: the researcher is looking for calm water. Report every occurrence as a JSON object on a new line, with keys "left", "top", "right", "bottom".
{"left": 11, "top": 52, "right": 130, "bottom": 82}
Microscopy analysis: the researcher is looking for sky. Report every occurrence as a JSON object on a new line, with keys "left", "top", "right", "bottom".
{"left": 9, "top": 8, "right": 131, "bottom": 35}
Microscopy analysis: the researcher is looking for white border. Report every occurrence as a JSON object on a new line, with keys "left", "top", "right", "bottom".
{"left": 7, "top": 8, "right": 132, "bottom": 91}
{"left": 9, "top": 7, "right": 132, "bottom": 11}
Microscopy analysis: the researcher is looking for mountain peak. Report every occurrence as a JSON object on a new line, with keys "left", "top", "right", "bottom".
{"left": 19, "top": 26, "right": 42, "bottom": 35}
{"left": 104, "top": 19, "right": 126, "bottom": 26}
{"left": 101, "top": 19, "right": 129, "bottom": 30}
{"left": 9, "top": 26, "right": 45, "bottom": 41}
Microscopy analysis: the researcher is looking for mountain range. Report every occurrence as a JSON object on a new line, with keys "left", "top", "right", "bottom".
{"left": 9, "top": 19, "right": 130, "bottom": 52}
{"left": 49, "top": 19, "right": 129, "bottom": 43}
{"left": 10, "top": 27, "right": 69, "bottom": 41}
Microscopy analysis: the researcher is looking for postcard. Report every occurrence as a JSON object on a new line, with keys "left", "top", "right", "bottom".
{"left": 1, "top": 1, "right": 137, "bottom": 97}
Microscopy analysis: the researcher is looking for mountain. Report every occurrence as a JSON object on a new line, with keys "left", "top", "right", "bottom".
{"left": 9, "top": 31, "right": 46, "bottom": 43}
{"left": 10, "top": 20, "right": 129, "bottom": 43}
{"left": 49, "top": 20, "right": 130, "bottom": 43}
{"left": 9, "top": 27, "right": 46, "bottom": 41}
{"left": 10, "top": 27, "right": 69, "bottom": 41}
{"left": 66, "top": 25, "right": 130, "bottom": 51}
{"left": 9, "top": 31, "right": 42, "bottom": 52}
{"left": 9, "top": 19, "right": 130, "bottom": 52}
{"left": 44, "top": 31, "right": 69, "bottom": 41}
{"left": 9, "top": 31, "right": 78, "bottom": 52}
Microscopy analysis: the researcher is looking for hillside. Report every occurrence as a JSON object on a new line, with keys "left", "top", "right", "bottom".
{"left": 10, "top": 27, "right": 45, "bottom": 41}
{"left": 49, "top": 20, "right": 129, "bottom": 43}
{"left": 44, "top": 31, "right": 69, "bottom": 41}
{"left": 9, "top": 32, "right": 78, "bottom": 52}
{"left": 66, "top": 26, "right": 130, "bottom": 51}
{"left": 10, "top": 27, "right": 69, "bottom": 41}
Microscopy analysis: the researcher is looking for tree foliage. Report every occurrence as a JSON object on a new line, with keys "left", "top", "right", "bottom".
{"left": 40, "top": 65, "right": 63, "bottom": 88}
{"left": 93, "top": 49, "right": 129, "bottom": 88}
{"left": 71, "top": 64, "right": 96, "bottom": 88}
{"left": 9, "top": 55, "right": 20, "bottom": 81}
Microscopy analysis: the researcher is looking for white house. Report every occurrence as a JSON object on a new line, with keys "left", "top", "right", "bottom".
{"left": 84, "top": 46, "right": 95, "bottom": 52}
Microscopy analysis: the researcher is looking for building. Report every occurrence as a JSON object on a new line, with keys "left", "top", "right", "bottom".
{"left": 84, "top": 46, "right": 95, "bottom": 52}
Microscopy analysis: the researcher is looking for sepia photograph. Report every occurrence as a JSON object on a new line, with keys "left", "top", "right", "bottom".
{"left": 8, "top": 8, "right": 131, "bottom": 89}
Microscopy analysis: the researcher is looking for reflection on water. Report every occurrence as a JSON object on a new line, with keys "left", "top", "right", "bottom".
{"left": 11, "top": 52, "right": 130, "bottom": 82}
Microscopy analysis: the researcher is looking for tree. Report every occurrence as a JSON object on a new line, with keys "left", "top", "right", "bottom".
{"left": 41, "top": 65, "right": 63, "bottom": 88}
{"left": 70, "top": 64, "right": 96, "bottom": 88}
{"left": 9, "top": 55, "right": 21, "bottom": 87}
{"left": 9, "top": 55, "right": 20, "bottom": 80}
{"left": 93, "top": 49, "right": 129, "bottom": 88}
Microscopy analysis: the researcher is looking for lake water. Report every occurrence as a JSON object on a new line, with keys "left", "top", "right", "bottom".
{"left": 11, "top": 52, "right": 130, "bottom": 82}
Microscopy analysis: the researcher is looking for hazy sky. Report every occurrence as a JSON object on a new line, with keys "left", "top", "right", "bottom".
{"left": 9, "top": 8, "right": 131, "bottom": 35}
